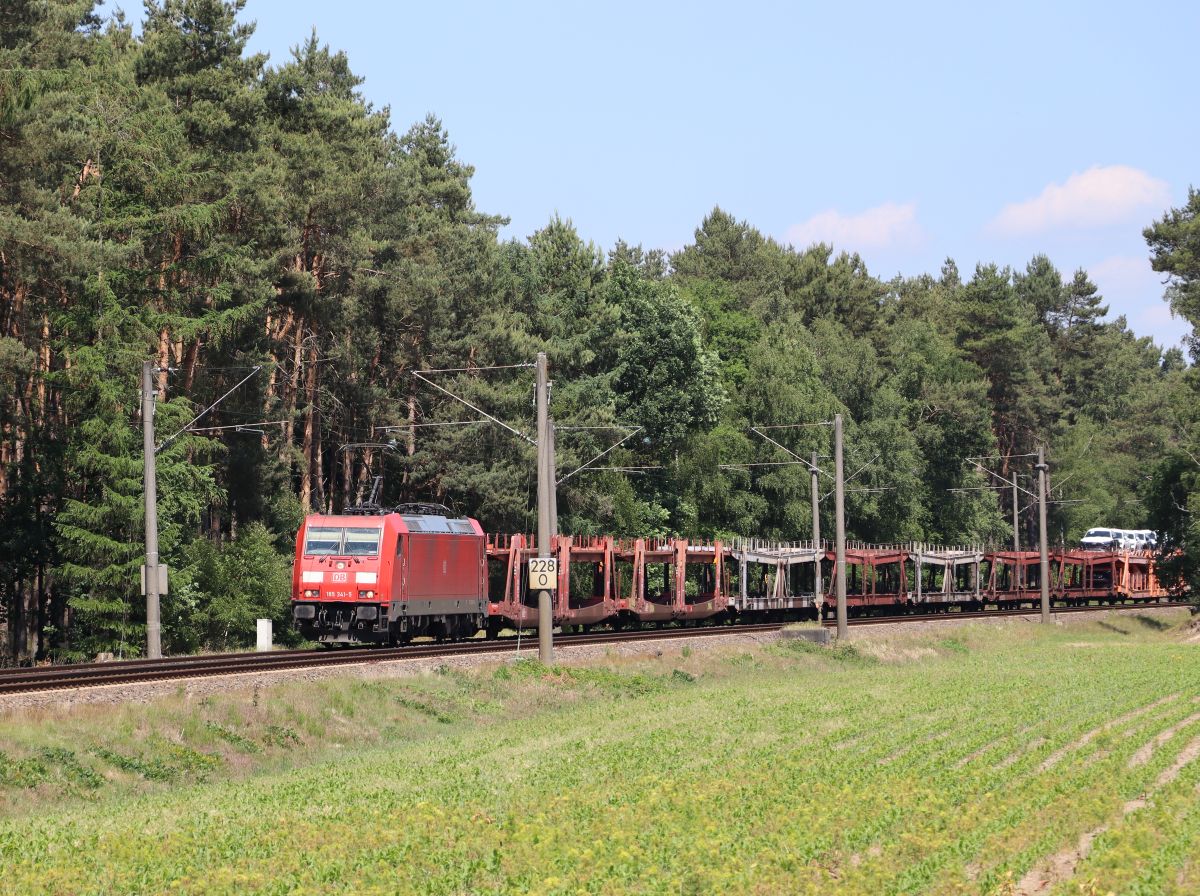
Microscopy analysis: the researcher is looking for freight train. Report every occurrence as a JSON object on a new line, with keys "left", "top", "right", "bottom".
{"left": 291, "top": 505, "right": 1174, "bottom": 645}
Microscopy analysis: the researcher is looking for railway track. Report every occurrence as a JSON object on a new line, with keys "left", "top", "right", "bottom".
{"left": 0, "top": 624, "right": 783, "bottom": 696}
{"left": 0, "top": 603, "right": 1188, "bottom": 697}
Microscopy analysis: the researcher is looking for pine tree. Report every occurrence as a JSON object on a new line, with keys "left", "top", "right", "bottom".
{"left": 1145, "top": 187, "right": 1200, "bottom": 357}
{"left": 1013, "top": 254, "right": 1065, "bottom": 335}
{"left": 1055, "top": 269, "right": 1109, "bottom": 423}
{"left": 955, "top": 264, "right": 1058, "bottom": 467}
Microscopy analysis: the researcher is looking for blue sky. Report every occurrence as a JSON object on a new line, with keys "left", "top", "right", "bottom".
{"left": 232, "top": 0, "right": 1196, "bottom": 349}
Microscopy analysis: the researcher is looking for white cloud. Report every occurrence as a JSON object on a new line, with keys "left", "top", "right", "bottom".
{"left": 990, "top": 165, "right": 1170, "bottom": 236}
{"left": 785, "top": 202, "right": 922, "bottom": 252}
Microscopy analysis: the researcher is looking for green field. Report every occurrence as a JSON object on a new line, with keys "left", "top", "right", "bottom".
{"left": 2, "top": 611, "right": 1199, "bottom": 895}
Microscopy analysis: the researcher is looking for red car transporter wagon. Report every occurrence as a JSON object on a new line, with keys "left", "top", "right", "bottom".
{"left": 291, "top": 503, "right": 487, "bottom": 645}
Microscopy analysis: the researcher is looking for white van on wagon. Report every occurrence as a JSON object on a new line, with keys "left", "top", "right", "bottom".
{"left": 1081, "top": 528, "right": 1144, "bottom": 550}
{"left": 1081, "top": 528, "right": 1117, "bottom": 550}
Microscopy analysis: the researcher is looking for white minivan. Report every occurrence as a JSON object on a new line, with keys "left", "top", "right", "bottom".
{"left": 1080, "top": 528, "right": 1119, "bottom": 550}
{"left": 1114, "top": 530, "right": 1140, "bottom": 549}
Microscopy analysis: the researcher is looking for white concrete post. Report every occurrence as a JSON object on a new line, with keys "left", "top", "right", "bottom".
{"left": 256, "top": 619, "right": 273, "bottom": 652}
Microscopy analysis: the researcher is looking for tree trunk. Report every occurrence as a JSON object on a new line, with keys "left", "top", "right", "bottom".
{"left": 404, "top": 391, "right": 417, "bottom": 490}
{"left": 287, "top": 313, "right": 303, "bottom": 455}
{"left": 314, "top": 410, "right": 326, "bottom": 512}
{"left": 181, "top": 339, "right": 201, "bottom": 394}
{"left": 35, "top": 562, "right": 47, "bottom": 661}
{"left": 13, "top": 578, "right": 37, "bottom": 664}
{"left": 341, "top": 436, "right": 353, "bottom": 511}
{"left": 37, "top": 312, "right": 49, "bottom": 422}
{"left": 300, "top": 331, "right": 318, "bottom": 509}
{"left": 156, "top": 326, "right": 171, "bottom": 399}
{"left": 263, "top": 306, "right": 293, "bottom": 451}
{"left": 356, "top": 460, "right": 371, "bottom": 506}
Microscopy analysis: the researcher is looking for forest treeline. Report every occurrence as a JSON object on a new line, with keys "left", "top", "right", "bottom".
{"left": 2, "top": 1, "right": 1198, "bottom": 663}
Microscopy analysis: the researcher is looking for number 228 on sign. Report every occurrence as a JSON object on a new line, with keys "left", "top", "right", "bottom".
{"left": 527, "top": 558, "right": 558, "bottom": 590}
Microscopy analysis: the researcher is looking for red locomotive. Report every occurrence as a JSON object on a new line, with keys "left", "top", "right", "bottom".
{"left": 291, "top": 502, "right": 486, "bottom": 645}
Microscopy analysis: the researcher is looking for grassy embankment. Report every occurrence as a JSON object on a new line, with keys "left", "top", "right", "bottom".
{"left": 1, "top": 611, "right": 1199, "bottom": 895}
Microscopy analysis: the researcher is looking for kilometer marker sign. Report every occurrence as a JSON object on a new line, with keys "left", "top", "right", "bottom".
{"left": 528, "top": 558, "right": 558, "bottom": 590}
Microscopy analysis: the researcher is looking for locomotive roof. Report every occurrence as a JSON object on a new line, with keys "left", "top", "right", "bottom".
{"left": 303, "top": 512, "right": 477, "bottom": 535}
{"left": 400, "top": 514, "right": 477, "bottom": 534}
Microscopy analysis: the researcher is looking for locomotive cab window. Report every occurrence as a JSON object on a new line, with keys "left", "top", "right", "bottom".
{"left": 304, "top": 526, "right": 342, "bottom": 555}
{"left": 344, "top": 527, "right": 382, "bottom": 556}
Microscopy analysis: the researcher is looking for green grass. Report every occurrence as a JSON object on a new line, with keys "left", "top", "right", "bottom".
{"left": 1, "top": 610, "right": 1198, "bottom": 895}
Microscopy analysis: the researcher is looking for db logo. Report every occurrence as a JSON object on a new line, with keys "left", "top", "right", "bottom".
{"left": 331, "top": 572, "right": 348, "bottom": 583}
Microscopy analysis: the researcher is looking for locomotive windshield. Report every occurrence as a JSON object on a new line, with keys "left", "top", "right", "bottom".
{"left": 344, "top": 527, "right": 382, "bottom": 555}
{"left": 304, "top": 526, "right": 382, "bottom": 556}
{"left": 304, "top": 526, "right": 342, "bottom": 554}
